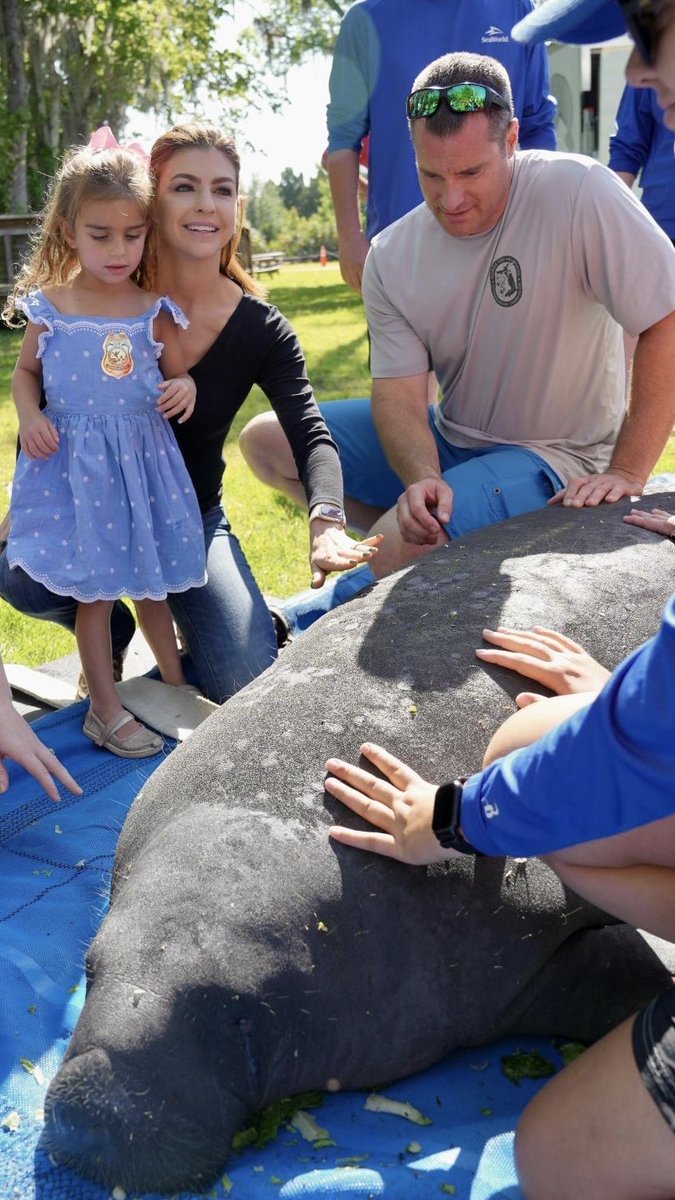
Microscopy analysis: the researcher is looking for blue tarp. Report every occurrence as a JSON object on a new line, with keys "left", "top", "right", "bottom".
{"left": 0, "top": 703, "right": 562, "bottom": 1200}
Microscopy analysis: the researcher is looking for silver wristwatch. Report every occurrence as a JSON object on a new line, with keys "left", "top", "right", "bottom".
{"left": 309, "top": 503, "right": 346, "bottom": 527}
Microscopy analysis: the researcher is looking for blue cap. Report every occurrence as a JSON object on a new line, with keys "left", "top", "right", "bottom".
{"left": 512, "top": 0, "right": 628, "bottom": 46}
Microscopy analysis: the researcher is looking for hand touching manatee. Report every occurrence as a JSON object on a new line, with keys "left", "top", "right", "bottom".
{"left": 623, "top": 506, "right": 675, "bottom": 537}
{"left": 475, "top": 626, "right": 611, "bottom": 705}
{"left": 326, "top": 742, "right": 456, "bottom": 865}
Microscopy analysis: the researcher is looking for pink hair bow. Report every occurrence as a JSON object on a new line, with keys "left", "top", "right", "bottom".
{"left": 88, "top": 125, "right": 150, "bottom": 166}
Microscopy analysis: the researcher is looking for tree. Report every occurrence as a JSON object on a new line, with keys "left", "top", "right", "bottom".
{"left": 252, "top": 0, "right": 347, "bottom": 73}
{"left": 0, "top": 0, "right": 275, "bottom": 211}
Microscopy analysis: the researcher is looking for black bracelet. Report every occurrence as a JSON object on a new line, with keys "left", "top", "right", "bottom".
{"left": 432, "top": 779, "right": 484, "bottom": 855}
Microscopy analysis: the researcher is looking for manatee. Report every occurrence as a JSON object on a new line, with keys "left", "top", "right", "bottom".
{"left": 44, "top": 495, "right": 675, "bottom": 1194}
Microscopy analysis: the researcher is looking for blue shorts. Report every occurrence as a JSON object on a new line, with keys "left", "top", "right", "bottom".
{"left": 319, "top": 398, "right": 563, "bottom": 539}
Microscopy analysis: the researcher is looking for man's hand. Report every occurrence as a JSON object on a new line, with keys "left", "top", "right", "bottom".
{"left": 338, "top": 230, "right": 370, "bottom": 293}
{"left": 549, "top": 470, "right": 644, "bottom": 508}
{"left": 476, "top": 626, "right": 610, "bottom": 701}
{"left": 624, "top": 506, "right": 675, "bottom": 537}
{"left": 325, "top": 742, "right": 455, "bottom": 865}
{"left": 19, "top": 412, "right": 60, "bottom": 460}
{"left": 157, "top": 375, "right": 197, "bottom": 423}
{"left": 309, "top": 522, "right": 382, "bottom": 588}
{"left": 396, "top": 476, "right": 453, "bottom": 545}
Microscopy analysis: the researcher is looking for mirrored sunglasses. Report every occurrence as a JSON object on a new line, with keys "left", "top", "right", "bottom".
{"left": 406, "top": 82, "right": 512, "bottom": 121}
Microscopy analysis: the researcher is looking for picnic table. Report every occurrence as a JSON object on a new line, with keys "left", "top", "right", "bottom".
{"left": 0, "top": 212, "right": 37, "bottom": 301}
{"left": 252, "top": 250, "right": 285, "bottom": 276}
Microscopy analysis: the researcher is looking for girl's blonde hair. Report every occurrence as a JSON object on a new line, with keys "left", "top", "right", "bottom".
{"left": 2, "top": 145, "right": 153, "bottom": 325}
{"left": 145, "top": 123, "right": 263, "bottom": 297}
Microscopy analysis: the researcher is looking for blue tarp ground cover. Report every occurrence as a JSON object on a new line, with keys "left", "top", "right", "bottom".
{"left": 0, "top": 703, "right": 561, "bottom": 1200}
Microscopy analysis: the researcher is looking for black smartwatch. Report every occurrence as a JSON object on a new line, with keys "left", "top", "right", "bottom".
{"left": 432, "top": 779, "right": 483, "bottom": 855}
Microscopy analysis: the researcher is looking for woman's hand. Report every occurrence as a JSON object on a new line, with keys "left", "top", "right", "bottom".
{"left": 157, "top": 375, "right": 197, "bottom": 423}
{"left": 19, "top": 412, "right": 60, "bottom": 460}
{"left": 0, "top": 687, "right": 82, "bottom": 803}
{"left": 475, "top": 626, "right": 611, "bottom": 701}
{"left": 623, "top": 506, "right": 675, "bottom": 537}
{"left": 325, "top": 742, "right": 454, "bottom": 865}
{"left": 309, "top": 522, "right": 382, "bottom": 588}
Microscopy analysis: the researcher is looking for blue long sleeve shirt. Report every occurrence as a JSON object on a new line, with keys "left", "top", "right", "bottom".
{"left": 461, "top": 593, "right": 675, "bottom": 857}
{"left": 608, "top": 85, "right": 675, "bottom": 238}
{"left": 327, "top": 0, "right": 557, "bottom": 238}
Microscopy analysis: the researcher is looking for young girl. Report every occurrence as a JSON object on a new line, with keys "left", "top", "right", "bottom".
{"left": 3, "top": 140, "right": 207, "bottom": 758}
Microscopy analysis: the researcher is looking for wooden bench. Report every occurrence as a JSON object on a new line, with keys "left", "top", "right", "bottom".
{"left": 0, "top": 213, "right": 38, "bottom": 301}
{"left": 251, "top": 251, "right": 285, "bottom": 276}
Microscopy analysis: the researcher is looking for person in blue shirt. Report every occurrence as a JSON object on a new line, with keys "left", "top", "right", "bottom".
{"left": 326, "top": 0, "right": 557, "bottom": 292}
{"left": 325, "top": 503, "right": 675, "bottom": 1198}
{"left": 609, "top": 84, "right": 675, "bottom": 242}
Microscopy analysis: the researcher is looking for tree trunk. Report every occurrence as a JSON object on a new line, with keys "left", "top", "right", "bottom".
{"left": 1, "top": 0, "right": 29, "bottom": 210}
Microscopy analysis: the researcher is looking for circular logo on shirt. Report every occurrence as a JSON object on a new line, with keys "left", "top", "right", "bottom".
{"left": 490, "top": 256, "right": 522, "bottom": 307}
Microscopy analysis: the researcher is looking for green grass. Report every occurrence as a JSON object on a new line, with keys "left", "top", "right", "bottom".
{"left": 1, "top": 260, "right": 674, "bottom": 666}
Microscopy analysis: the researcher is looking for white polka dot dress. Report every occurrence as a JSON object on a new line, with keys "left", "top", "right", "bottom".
{"left": 7, "top": 291, "right": 207, "bottom": 602}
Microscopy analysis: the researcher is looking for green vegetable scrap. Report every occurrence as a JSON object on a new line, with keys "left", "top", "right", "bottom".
{"left": 232, "top": 1092, "right": 324, "bottom": 1153}
{"left": 500, "top": 1048, "right": 556, "bottom": 1085}
{"left": 559, "top": 1041, "right": 587, "bottom": 1067}
{"left": 440, "top": 1186, "right": 457, "bottom": 1196}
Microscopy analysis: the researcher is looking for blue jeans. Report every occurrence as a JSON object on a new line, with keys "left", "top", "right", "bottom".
{"left": 0, "top": 504, "right": 276, "bottom": 704}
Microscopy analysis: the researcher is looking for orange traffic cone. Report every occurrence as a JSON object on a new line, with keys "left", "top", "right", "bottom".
{"left": 319, "top": 244, "right": 328, "bottom": 267}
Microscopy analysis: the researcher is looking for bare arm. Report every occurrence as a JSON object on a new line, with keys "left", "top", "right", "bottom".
{"left": 155, "top": 310, "right": 196, "bottom": 423}
{"left": 327, "top": 149, "right": 370, "bottom": 294}
{"left": 554, "top": 309, "right": 675, "bottom": 507}
{"left": 13, "top": 323, "right": 59, "bottom": 459}
{"left": 372, "top": 375, "right": 453, "bottom": 544}
{"left": 614, "top": 170, "right": 636, "bottom": 189}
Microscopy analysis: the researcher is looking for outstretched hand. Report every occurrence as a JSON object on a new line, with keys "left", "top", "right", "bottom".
{"left": 476, "top": 626, "right": 610, "bottom": 700}
{"left": 325, "top": 742, "right": 455, "bottom": 865}
{"left": 310, "top": 524, "right": 382, "bottom": 589}
{"left": 0, "top": 693, "right": 82, "bottom": 803}
{"left": 549, "top": 470, "right": 643, "bottom": 508}
{"left": 623, "top": 506, "right": 675, "bottom": 537}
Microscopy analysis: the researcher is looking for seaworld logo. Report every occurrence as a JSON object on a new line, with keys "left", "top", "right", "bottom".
{"left": 482, "top": 25, "right": 509, "bottom": 43}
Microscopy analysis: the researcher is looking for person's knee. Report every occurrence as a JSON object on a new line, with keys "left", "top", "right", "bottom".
{"left": 239, "top": 412, "right": 292, "bottom": 484}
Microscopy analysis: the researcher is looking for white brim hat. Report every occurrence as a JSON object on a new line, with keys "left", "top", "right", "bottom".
{"left": 512, "top": 0, "right": 628, "bottom": 45}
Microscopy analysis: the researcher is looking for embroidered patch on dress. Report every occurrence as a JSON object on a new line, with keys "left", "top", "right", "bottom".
{"left": 101, "top": 331, "right": 134, "bottom": 378}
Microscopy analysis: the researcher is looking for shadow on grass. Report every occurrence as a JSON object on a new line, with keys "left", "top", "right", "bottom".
{"left": 268, "top": 283, "right": 365, "bottom": 321}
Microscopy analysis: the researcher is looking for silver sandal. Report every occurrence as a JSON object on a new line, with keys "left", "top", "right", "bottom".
{"left": 83, "top": 707, "right": 163, "bottom": 759}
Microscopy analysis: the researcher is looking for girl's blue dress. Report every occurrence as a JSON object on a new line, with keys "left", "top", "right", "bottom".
{"left": 7, "top": 291, "right": 207, "bottom": 602}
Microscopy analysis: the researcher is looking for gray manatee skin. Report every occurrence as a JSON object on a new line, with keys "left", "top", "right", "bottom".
{"left": 44, "top": 497, "right": 675, "bottom": 1194}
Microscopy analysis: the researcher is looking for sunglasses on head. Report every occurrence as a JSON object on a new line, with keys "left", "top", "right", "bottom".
{"left": 619, "top": 0, "right": 659, "bottom": 65}
{"left": 406, "top": 82, "right": 512, "bottom": 121}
